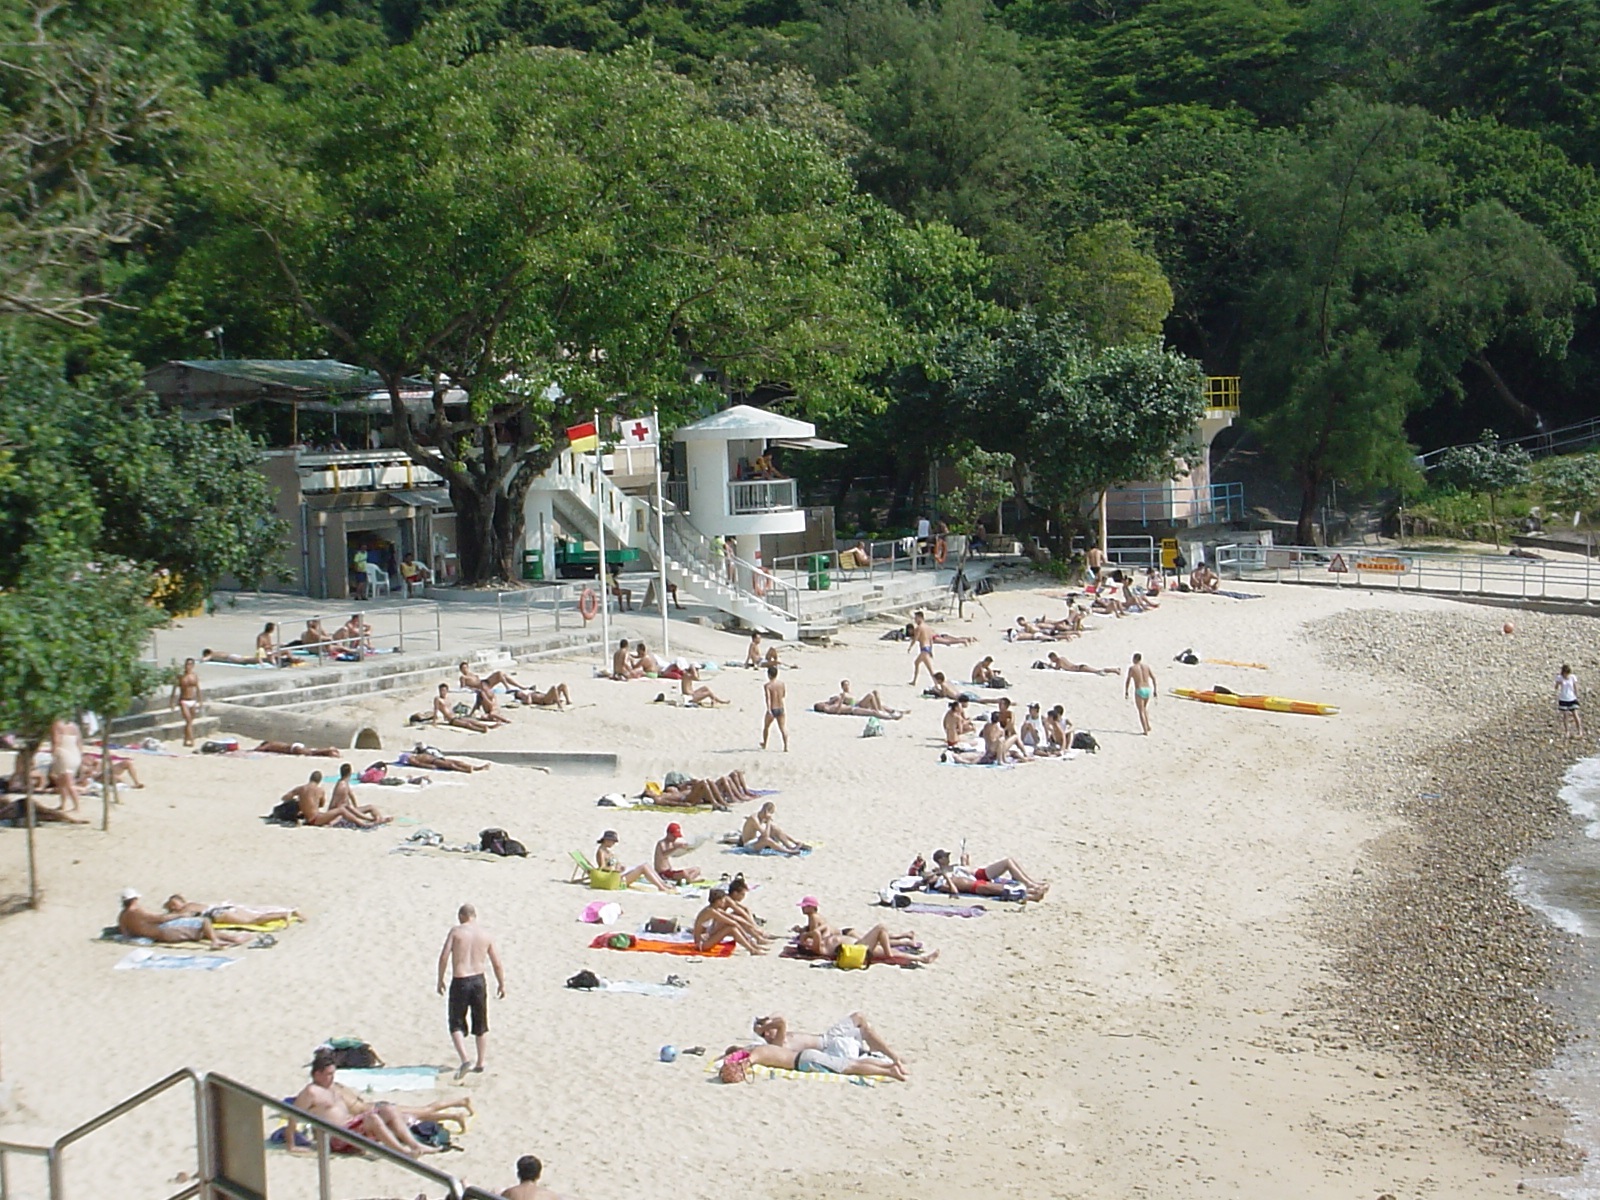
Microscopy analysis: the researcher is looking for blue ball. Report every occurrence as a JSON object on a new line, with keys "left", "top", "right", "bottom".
{"left": 659, "top": 1045, "right": 678, "bottom": 1062}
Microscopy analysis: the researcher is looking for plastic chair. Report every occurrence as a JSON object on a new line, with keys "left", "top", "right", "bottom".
{"left": 364, "top": 563, "right": 391, "bottom": 598}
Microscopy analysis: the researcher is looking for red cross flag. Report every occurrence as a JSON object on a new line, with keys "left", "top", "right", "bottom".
{"left": 619, "top": 414, "right": 657, "bottom": 448}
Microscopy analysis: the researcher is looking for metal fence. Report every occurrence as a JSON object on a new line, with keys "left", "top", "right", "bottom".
{"left": 1417, "top": 414, "right": 1600, "bottom": 469}
{"left": 268, "top": 601, "right": 443, "bottom": 662}
{"left": 1103, "top": 482, "right": 1245, "bottom": 527}
{"left": 1216, "top": 542, "right": 1600, "bottom": 603}
{"left": 770, "top": 536, "right": 939, "bottom": 591}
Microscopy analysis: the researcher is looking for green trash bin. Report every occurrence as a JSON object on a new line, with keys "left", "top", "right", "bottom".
{"left": 521, "top": 549, "right": 544, "bottom": 581}
{"left": 807, "top": 553, "right": 831, "bottom": 591}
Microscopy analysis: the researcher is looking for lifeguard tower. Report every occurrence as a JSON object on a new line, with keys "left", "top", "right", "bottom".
{"left": 1104, "top": 376, "right": 1244, "bottom": 527}
{"left": 671, "top": 404, "right": 837, "bottom": 542}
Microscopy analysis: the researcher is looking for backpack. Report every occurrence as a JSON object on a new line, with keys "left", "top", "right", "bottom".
{"left": 410, "top": 1121, "right": 450, "bottom": 1149}
{"left": 479, "top": 828, "right": 527, "bottom": 857}
{"left": 1071, "top": 730, "right": 1099, "bottom": 753}
{"left": 861, "top": 717, "right": 884, "bottom": 738}
{"left": 359, "top": 762, "right": 388, "bottom": 784}
{"left": 989, "top": 674, "right": 1011, "bottom": 690}
{"left": 268, "top": 797, "right": 302, "bottom": 825}
{"left": 566, "top": 969, "right": 602, "bottom": 990}
{"left": 321, "top": 1039, "right": 383, "bottom": 1069}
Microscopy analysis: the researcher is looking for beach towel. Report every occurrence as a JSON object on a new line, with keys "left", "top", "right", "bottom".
{"left": 900, "top": 902, "right": 986, "bottom": 917}
{"left": 778, "top": 942, "right": 919, "bottom": 968}
{"left": 337, "top": 1066, "right": 442, "bottom": 1093}
{"left": 624, "top": 803, "right": 718, "bottom": 814}
{"left": 937, "top": 757, "right": 1016, "bottom": 770}
{"left": 1215, "top": 590, "right": 1263, "bottom": 600}
{"left": 706, "top": 1060, "right": 877, "bottom": 1086}
{"left": 589, "top": 933, "right": 736, "bottom": 958}
{"left": 114, "top": 949, "right": 235, "bottom": 971}
{"left": 726, "top": 845, "right": 812, "bottom": 857}
{"left": 597, "top": 980, "right": 688, "bottom": 997}
{"left": 201, "top": 660, "right": 280, "bottom": 669}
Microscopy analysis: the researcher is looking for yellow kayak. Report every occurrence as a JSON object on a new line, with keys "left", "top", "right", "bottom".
{"left": 1171, "top": 688, "right": 1338, "bottom": 716}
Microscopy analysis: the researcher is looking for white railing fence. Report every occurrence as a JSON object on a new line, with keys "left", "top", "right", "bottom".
{"left": 1215, "top": 542, "right": 1600, "bottom": 603}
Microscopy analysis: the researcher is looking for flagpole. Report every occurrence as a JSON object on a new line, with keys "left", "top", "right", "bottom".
{"left": 654, "top": 407, "right": 670, "bottom": 658}
{"left": 594, "top": 408, "right": 610, "bottom": 668}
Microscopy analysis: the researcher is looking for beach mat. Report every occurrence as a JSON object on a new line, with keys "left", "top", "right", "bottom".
{"left": 900, "top": 902, "right": 985, "bottom": 917}
{"left": 338, "top": 1066, "right": 442, "bottom": 1093}
{"left": 115, "top": 949, "right": 235, "bottom": 971}
{"left": 778, "top": 943, "right": 919, "bottom": 968}
{"left": 599, "top": 980, "right": 688, "bottom": 997}
{"left": 707, "top": 1060, "right": 877, "bottom": 1086}
{"left": 725, "top": 845, "right": 812, "bottom": 857}
{"left": 589, "top": 934, "right": 736, "bottom": 958}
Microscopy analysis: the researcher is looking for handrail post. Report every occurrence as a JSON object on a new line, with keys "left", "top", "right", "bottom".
{"left": 46, "top": 1147, "right": 61, "bottom": 1200}
{"left": 396, "top": 604, "right": 405, "bottom": 652}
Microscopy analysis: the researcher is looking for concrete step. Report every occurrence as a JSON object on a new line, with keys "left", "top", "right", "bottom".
{"left": 108, "top": 712, "right": 220, "bottom": 743}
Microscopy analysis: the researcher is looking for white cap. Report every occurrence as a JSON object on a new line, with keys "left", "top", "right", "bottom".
{"left": 119, "top": 887, "right": 139, "bottom": 903}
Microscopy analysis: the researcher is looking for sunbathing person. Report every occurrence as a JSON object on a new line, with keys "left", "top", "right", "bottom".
{"left": 202, "top": 648, "right": 267, "bottom": 665}
{"left": 751, "top": 1012, "right": 908, "bottom": 1080}
{"left": 612, "top": 638, "right": 643, "bottom": 680}
{"left": 924, "top": 672, "right": 979, "bottom": 702}
{"left": 743, "top": 632, "right": 765, "bottom": 669}
{"left": 513, "top": 682, "right": 572, "bottom": 709}
{"left": 162, "top": 895, "right": 302, "bottom": 925}
{"left": 979, "top": 712, "right": 1027, "bottom": 763}
{"left": 649, "top": 777, "right": 732, "bottom": 811}
{"left": 468, "top": 684, "right": 513, "bottom": 726}
{"left": 794, "top": 898, "right": 937, "bottom": 965}
{"left": 691, "top": 887, "right": 768, "bottom": 954}
{"left": 332, "top": 613, "right": 375, "bottom": 655}
{"left": 459, "top": 660, "right": 527, "bottom": 693}
{"left": 424, "top": 683, "right": 493, "bottom": 733}
{"left": 970, "top": 656, "right": 1001, "bottom": 686}
{"left": 1043, "top": 705, "right": 1075, "bottom": 754}
{"left": 738, "top": 801, "right": 808, "bottom": 854}
{"left": 79, "top": 750, "right": 144, "bottom": 789}
{"left": 761, "top": 646, "right": 795, "bottom": 671}
{"left": 329, "top": 762, "right": 392, "bottom": 826}
{"left": 283, "top": 770, "right": 389, "bottom": 828}
{"left": 924, "top": 847, "right": 1049, "bottom": 901}
{"left": 654, "top": 822, "right": 703, "bottom": 883}
{"left": 1090, "top": 583, "right": 1126, "bottom": 617}
{"left": 1191, "top": 562, "right": 1220, "bottom": 593}
{"left": 1020, "top": 702, "right": 1046, "bottom": 751}
{"left": 0, "top": 794, "right": 87, "bottom": 823}
{"left": 289, "top": 1051, "right": 436, "bottom": 1159}
{"left": 632, "top": 641, "right": 664, "bottom": 675}
{"left": 943, "top": 700, "right": 977, "bottom": 748}
{"left": 1007, "top": 617, "right": 1061, "bottom": 642}
{"left": 399, "top": 745, "right": 488, "bottom": 773}
{"left": 289, "top": 618, "right": 330, "bottom": 649}
{"left": 253, "top": 741, "right": 342, "bottom": 757}
{"left": 725, "top": 874, "right": 772, "bottom": 937}
{"left": 813, "top": 683, "right": 905, "bottom": 719}
{"left": 1044, "top": 652, "right": 1119, "bottom": 676}
{"left": 1121, "top": 576, "right": 1159, "bottom": 612}
{"left": 117, "top": 888, "right": 250, "bottom": 948}
{"left": 594, "top": 830, "right": 674, "bottom": 892}
{"left": 679, "top": 665, "right": 729, "bottom": 707}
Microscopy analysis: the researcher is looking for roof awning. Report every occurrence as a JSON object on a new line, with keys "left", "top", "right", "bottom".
{"left": 382, "top": 489, "right": 451, "bottom": 508}
{"left": 772, "top": 437, "right": 847, "bottom": 451}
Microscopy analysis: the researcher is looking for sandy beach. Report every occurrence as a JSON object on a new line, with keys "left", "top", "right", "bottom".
{"left": 1, "top": 578, "right": 1595, "bottom": 1199}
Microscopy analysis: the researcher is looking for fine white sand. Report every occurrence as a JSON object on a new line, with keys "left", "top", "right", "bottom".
{"left": 0, "top": 581, "right": 1557, "bottom": 1198}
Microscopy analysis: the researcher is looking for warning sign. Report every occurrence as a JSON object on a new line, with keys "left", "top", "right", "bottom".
{"left": 1354, "top": 555, "right": 1410, "bottom": 574}
{"left": 1328, "top": 554, "right": 1348, "bottom": 574}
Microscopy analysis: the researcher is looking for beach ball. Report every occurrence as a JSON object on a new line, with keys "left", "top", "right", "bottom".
{"left": 1502, "top": 621, "right": 1515, "bottom": 635}
{"left": 660, "top": 1045, "right": 679, "bottom": 1062}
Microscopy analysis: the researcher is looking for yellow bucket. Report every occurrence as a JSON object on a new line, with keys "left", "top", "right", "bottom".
{"left": 836, "top": 943, "right": 868, "bottom": 970}
{"left": 588, "top": 869, "right": 623, "bottom": 891}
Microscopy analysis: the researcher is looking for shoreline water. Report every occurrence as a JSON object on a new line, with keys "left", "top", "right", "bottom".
{"left": 1310, "top": 607, "right": 1591, "bottom": 1177}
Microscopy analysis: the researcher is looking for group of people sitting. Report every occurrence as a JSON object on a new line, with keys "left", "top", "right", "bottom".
{"left": 276, "top": 766, "right": 392, "bottom": 828}
{"left": 941, "top": 695, "right": 1079, "bottom": 763}
{"left": 409, "top": 662, "right": 572, "bottom": 733}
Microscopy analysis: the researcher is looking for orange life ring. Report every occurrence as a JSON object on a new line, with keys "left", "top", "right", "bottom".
{"left": 752, "top": 571, "right": 771, "bottom": 597}
{"left": 934, "top": 536, "right": 948, "bottom": 564}
{"left": 578, "top": 586, "right": 600, "bottom": 621}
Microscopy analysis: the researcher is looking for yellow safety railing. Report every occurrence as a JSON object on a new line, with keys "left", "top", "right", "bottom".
{"left": 1204, "top": 376, "right": 1241, "bottom": 413}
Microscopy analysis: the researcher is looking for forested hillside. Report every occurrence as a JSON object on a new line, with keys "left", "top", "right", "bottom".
{"left": 13, "top": 0, "right": 1600, "bottom": 553}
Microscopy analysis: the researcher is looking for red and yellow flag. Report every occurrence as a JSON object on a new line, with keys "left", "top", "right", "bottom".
{"left": 566, "top": 420, "right": 598, "bottom": 453}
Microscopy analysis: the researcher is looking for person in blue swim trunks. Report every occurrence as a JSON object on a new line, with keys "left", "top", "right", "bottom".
{"left": 1125, "top": 652, "right": 1158, "bottom": 735}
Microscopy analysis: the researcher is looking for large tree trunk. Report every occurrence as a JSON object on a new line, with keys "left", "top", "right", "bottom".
{"left": 1295, "top": 471, "right": 1323, "bottom": 546}
{"left": 1472, "top": 352, "right": 1543, "bottom": 431}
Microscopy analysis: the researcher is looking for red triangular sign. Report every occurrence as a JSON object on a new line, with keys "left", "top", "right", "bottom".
{"left": 1328, "top": 553, "right": 1348, "bottom": 573}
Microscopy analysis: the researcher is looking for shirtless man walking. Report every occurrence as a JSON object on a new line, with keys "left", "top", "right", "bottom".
{"left": 170, "top": 658, "right": 202, "bottom": 747}
{"left": 907, "top": 612, "right": 937, "bottom": 686}
{"left": 437, "top": 904, "right": 506, "bottom": 1079}
{"left": 1125, "top": 652, "right": 1157, "bottom": 735}
{"left": 761, "top": 665, "right": 789, "bottom": 751}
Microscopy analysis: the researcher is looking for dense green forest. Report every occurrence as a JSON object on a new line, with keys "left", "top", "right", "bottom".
{"left": 9, "top": 0, "right": 1600, "bottom": 566}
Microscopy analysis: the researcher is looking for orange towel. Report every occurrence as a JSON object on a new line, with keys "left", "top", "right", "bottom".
{"left": 589, "top": 934, "right": 736, "bottom": 958}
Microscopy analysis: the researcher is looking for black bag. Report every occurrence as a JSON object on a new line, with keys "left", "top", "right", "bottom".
{"left": 325, "top": 1042, "right": 383, "bottom": 1069}
{"left": 566, "top": 969, "right": 602, "bottom": 990}
{"left": 410, "top": 1120, "right": 450, "bottom": 1149}
{"left": 1071, "top": 730, "right": 1099, "bottom": 753}
{"left": 479, "top": 828, "right": 528, "bottom": 857}
{"left": 989, "top": 674, "right": 1011, "bottom": 689}
{"left": 268, "top": 797, "right": 302, "bottom": 824}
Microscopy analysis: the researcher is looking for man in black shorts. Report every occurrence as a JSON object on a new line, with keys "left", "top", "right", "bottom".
{"left": 436, "top": 903, "right": 506, "bottom": 1079}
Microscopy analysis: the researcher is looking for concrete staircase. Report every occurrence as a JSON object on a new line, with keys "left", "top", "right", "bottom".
{"left": 532, "top": 450, "right": 802, "bottom": 639}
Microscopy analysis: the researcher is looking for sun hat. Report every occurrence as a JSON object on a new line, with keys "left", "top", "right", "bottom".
{"left": 797, "top": 895, "right": 820, "bottom": 910}
{"left": 598, "top": 830, "right": 618, "bottom": 843}
{"left": 119, "top": 887, "right": 139, "bottom": 903}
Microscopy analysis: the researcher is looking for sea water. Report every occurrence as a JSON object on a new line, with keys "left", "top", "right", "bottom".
{"left": 1516, "top": 755, "right": 1600, "bottom": 1197}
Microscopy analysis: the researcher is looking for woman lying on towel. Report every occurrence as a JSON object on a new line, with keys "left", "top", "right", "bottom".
{"left": 922, "top": 848, "right": 1049, "bottom": 901}
{"left": 163, "top": 895, "right": 302, "bottom": 925}
{"left": 794, "top": 898, "right": 939, "bottom": 965}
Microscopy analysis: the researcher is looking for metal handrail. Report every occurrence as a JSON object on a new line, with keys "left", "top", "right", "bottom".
{"left": 255, "top": 601, "right": 442, "bottom": 664}
{"left": 205, "top": 1072, "right": 502, "bottom": 1200}
{"left": 1104, "top": 482, "right": 1244, "bottom": 527}
{"left": 728, "top": 477, "right": 798, "bottom": 514}
{"left": 1417, "top": 413, "right": 1600, "bottom": 468}
{"left": 1203, "top": 375, "right": 1241, "bottom": 413}
{"left": 661, "top": 516, "right": 800, "bottom": 621}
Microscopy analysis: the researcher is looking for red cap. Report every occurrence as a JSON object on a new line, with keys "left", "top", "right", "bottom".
{"left": 666, "top": 822, "right": 683, "bottom": 839}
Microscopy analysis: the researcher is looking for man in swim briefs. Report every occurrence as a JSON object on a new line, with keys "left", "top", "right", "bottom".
{"left": 170, "top": 657, "right": 203, "bottom": 747}
{"left": 761, "top": 665, "right": 789, "bottom": 751}
{"left": 654, "top": 822, "right": 702, "bottom": 883}
{"left": 1125, "top": 652, "right": 1157, "bottom": 735}
{"left": 908, "top": 612, "right": 937, "bottom": 686}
